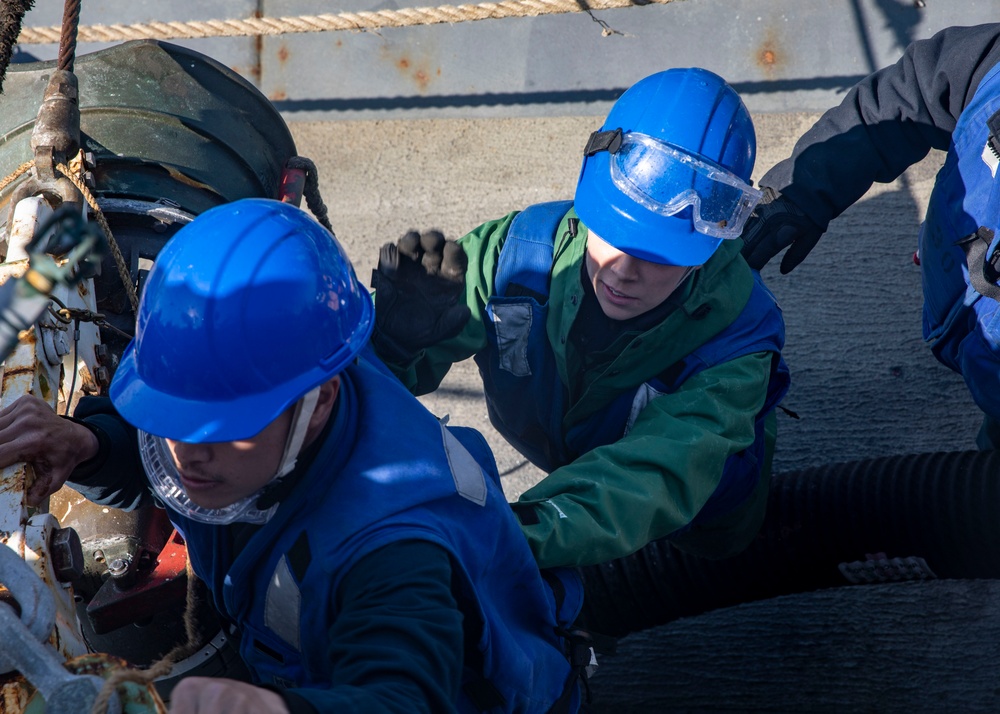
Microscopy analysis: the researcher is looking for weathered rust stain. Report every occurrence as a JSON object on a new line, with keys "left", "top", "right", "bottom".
{"left": 755, "top": 30, "right": 784, "bottom": 77}
{"left": 278, "top": 45, "right": 290, "bottom": 64}
{"left": 269, "top": 90, "right": 288, "bottom": 101}
{"left": 382, "top": 47, "right": 438, "bottom": 93}
{"left": 76, "top": 362, "right": 99, "bottom": 394}
{"left": 0, "top": 472, "right": 27, "bottom": 502}
{"left": 163, "top": 166, "right": 219, "bottom": 193}
{"left": 2, "top": 364, "right": 35, "bottom": 380}
{"left": 251, "top": 15, "right": 264, "bottom": 84}
{"left": 1, "top": 677, "right": 31, "bottom": 713}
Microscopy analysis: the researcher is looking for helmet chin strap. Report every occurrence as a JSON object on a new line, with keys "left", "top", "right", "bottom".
{"left": 273, "top": 385, "right": 322, "bottom": 480}
{"left": 138, "top": 386, "right": 326, "bottom": 526}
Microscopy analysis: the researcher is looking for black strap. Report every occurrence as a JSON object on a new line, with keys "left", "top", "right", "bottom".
{"left": 583, "top": 127, "right": 622, "bottom": 156}
{"left": 546, "top": 627, "right": 593, "bottom": 713}
{"left": 546, "top": 655, "right": 588, "bottom": 714}
{"left": 537, "top": 567, "right": 619, "bottom": 712}
{"left": 546, "top": 625, "right": 620, "bottom": 713}
{"left": 959, "top": 226, "right": 1000, "bottom": 300}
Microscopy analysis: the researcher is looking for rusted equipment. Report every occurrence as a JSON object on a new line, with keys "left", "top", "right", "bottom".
{"left": 0, "top": 24, "right": 300, "bottom": 712}
{"left": 0, "top": 543, "right": 121, "bottom": 713}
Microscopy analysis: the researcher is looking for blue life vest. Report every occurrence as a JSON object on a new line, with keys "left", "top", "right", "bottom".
{"left": 476, "top": 201, "right": 789, "bottom": 524}
{"left": 919, "top": 61, "right": 1000, "bottom": 419}
{"left": 174, "top": 351, "right": 582, "bottom": 712}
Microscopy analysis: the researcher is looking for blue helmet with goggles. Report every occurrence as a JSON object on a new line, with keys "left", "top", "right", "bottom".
{"left": 574, "top": 67, "right": 760, "bottom": 266}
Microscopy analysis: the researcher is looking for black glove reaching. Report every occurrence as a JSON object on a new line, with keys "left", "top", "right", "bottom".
{"left": 371, "top": 230, "right": 471, "bottom": 363}
{"left": 740, "top": 187, "right": 825, "bottom": 274}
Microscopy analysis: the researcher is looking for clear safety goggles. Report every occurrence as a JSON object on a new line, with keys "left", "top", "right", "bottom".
{"left": 585, "top": 129, "right": 762, "bottom": 239}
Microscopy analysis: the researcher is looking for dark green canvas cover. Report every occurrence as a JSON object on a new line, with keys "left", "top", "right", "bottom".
{"left": 0, "top": 40, "right": 296, "bottom": 216}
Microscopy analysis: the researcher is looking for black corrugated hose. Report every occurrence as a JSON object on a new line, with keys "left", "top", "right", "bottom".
{"left": 578, "top": 450, "right": 1000, "bottom": 638}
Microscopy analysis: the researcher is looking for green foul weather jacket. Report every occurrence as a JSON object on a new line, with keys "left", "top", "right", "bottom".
{"left": 382, "top": 208, "right": 785, "bottom": 569}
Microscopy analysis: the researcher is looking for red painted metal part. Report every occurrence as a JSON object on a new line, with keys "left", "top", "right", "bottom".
{"left": 279, "top": 167, "right": 306, "bottom": 206}
{"left": 85, "top": 530, "right": 188, "bottom": 635}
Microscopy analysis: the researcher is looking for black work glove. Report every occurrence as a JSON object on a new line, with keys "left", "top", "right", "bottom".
{"left": 370, "top": 230, "right": 471, "bottom": 363}
{"left": 741, "top": 187, "right": 826, "bottom": 274}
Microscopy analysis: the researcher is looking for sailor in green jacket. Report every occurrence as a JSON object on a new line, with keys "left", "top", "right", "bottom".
{"left": 371, "top": 68, "right": 790, "bottom": 570}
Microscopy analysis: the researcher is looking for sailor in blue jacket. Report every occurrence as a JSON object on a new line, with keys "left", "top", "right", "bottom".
{"left": 741, "top": 23, "right": 1000, "bottom": 449}
{"left": 0, "top": 199, "right": 582, "bottom": 713}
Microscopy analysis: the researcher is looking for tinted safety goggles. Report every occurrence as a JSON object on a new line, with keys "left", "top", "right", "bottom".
{"left": 585, "top": 128, "right": 762, "bottom": 239}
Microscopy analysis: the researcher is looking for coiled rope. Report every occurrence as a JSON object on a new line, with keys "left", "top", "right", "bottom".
{"left": 17, "top": 0, "right": 679, "bottom": 44}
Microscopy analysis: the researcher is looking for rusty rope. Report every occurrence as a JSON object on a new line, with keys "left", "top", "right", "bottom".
{"left": 17, "top": 0, "right": 678, "bottom": 44}
{"left": 56, "top": 0, "right": 80, "bottom": 71}
{"left": 0, "top": 159, "right": 34, "bottom": 192}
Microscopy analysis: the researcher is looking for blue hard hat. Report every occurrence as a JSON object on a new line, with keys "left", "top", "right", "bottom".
{"left": 110, "top": 198, "right": 374, "bottom": 442}
{"left": 574, "top": 67, "right": 759, "bottom": 266}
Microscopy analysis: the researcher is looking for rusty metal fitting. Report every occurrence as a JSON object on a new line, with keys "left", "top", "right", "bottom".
{"left": 30, "top": 70, "right": 81, "bottom": 161}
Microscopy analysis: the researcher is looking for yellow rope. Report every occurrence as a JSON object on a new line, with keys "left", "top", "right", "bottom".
{"left": 0, "top": 160, "right": 34, "bottom": 192}
{"left": 17, "top": 0, "right": 680, "bottom": 44}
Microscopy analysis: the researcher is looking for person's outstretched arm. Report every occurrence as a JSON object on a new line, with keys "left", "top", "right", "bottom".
{"left": 744, "top": 23, "right": 1000, "bottom": 273}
